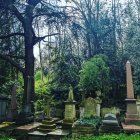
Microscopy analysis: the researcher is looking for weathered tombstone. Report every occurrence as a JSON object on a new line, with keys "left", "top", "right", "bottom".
{"left": 79, "top": 93, "right": 85, "bottom": 118}
{"left": 7, "top": 84, "right": 18, "bottom": 121}
{"left": 99, "top": 113, "right": 122, "bottom": 133}
{"left": 62, "top": 85, "right": 76, "bottom": 129}
{"left": 0, "top": 95, "right": 8, "bottom": 122}
{"left": 125, "top": 61, "right": 139, "bottom": 124}
{"left": 84, "top": 97, "right": 97, "bottom": 118}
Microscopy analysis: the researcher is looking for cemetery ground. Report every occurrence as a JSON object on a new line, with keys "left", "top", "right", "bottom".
{"left": 0, "top": 61, "right": 140, "bottom": 139}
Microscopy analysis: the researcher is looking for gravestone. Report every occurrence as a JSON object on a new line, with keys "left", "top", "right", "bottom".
{"left": 125, "top": 61, "right": 139, "bottom": 124}
{"left": 0, "top": 95, "right": 8, "bottom": 122}
{"left": 62, "top": 86, "right": 76, "bottom": 129}
{"left": 84, "top": 97, "right": 97, "bottom": 118}
{"left": 99, "top": 113, "right": 122, "bottom": 133}
{"left": 7, "top": 84, "right": 18, "bottom": 121}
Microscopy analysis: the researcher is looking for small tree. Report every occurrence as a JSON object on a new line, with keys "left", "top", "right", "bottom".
{"left": 79, "top": 55, "right": 110, "bottom": 96}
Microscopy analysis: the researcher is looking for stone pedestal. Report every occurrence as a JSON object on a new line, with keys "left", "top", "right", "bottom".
{"left": 62, "top": 101, "right": 76, "bottom": 129}
{"left": 125, "top": 99, "right": 139, "bottom": 124}
{"left": 16, "top": 104, "right": 34, "bottom": 125}
{"left": 62, "top": 86, "right": 77, "bottom": 129}
{"left": 136, "top": 100, "right": 140, "bottom": 117}
{"left": 37, "top": 117, "right": 57, "bottom": 132}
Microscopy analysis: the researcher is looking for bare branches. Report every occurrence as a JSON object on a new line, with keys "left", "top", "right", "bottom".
{"left": 0, "top": 32, "right": 24, "bottom": 39}
{"left": 0, "top": 53, "right": 25, "bottom": 74}
{"left": 34, "top": 33, "right": 59, "bottom": 45}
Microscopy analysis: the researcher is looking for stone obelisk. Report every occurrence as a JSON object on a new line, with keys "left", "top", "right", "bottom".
{"left": 125, "top": 61, "right": 139, "bottom": 124}
{"left": 7, "top": 84, "right": 18, "bottom": 121}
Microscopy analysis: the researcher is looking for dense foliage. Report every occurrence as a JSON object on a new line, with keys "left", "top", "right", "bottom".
{"left": 76, "top": 116, "right": 101, "bottom": 127}
{"left": 79, "top": 55, "right": 110, "bottom": 96}
{"left": 0, "top": 0, "right": 140, "bottom": 110}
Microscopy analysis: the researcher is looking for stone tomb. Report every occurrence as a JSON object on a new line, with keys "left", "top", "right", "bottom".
{"left": 13, "top": 122, "right": 41, "bottom": 140}
{"left": 99, "top": 113, "right": 122, "bottom": 133}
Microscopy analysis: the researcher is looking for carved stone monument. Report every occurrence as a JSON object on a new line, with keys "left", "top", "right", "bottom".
{"left": 125, "top": 61, "right": 139, "bottom": 124}
{"left": 62, "top": 85, "right": 76, "bottom": 129}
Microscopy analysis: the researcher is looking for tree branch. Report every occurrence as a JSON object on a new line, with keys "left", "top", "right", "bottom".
{"left": 34, "top": 33, "right": 59, "bottom": 45}
{"left": 8, "top": 5, "right": 24, "bottom": 23}
{"left": 6, "top": 54, "right": 25, "bottom": 60}
{"left": 0, "top": 54, "right": 25, "bottom": 74}
{"left": 0, "top": 33, "right": 24, "bottom": 39}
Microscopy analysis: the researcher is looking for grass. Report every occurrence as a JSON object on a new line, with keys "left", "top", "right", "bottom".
{"left": 0, "top": 136, "right": 15, "bottom": 140}
{"left": 63, "top": 133, "right": 140, "bottom": 140}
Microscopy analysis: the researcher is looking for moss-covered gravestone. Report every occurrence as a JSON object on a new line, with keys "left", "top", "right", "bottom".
{"left": 62, "top": 86, "right": 76, "bottom": 129}
{"left": 84, "top": 97, "right": 97, "bottom": 118}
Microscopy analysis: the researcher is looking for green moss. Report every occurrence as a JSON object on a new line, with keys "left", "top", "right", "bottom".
{"left": 76, "top": 116, "right": 101, "bottom": 127}
{"left": 63, "top": 133, "right": 140, "bottom": 140}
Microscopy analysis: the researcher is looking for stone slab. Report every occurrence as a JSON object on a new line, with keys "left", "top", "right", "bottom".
{"left": 28, "top": 130, "right": 48, "bottom": 140}
{"left": 14, "top": 122, "right": 41, "bottom": 135}
{"left": 102, "top": 120, "right": 119, "bottom": 126}
{"left": 47, "top": 129, "right": 70, "bottom": 140}
{"left": 122, "top": 123, "right": 140, "bottom": 133}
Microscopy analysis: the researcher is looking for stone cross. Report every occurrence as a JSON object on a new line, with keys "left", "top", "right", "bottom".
{"left": 126, "top": 61, "right": 134, "bottom": 99}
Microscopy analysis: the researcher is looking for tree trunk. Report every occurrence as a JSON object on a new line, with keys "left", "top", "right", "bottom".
{"left": 23, "top": 6, "right": 35, "bottom": 113}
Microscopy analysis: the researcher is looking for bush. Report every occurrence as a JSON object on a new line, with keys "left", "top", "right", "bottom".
{"left": 76, "top": 116, "right": 101, "bottom": 127}
{"left": 79, "top": 54, "right": 110, "bottom": 95}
